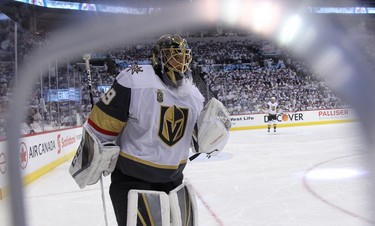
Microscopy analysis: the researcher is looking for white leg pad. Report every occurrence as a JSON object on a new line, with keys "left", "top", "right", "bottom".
{"left": 169, "top": 183, "right": 198, "bottom": 226}
{"left": 127, "top": 190, "right": 170, "bottom": 226}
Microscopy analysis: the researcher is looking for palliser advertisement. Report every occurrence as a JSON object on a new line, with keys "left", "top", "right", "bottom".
{"left": 317, "top": 109, "right": 351, "bottom": 120}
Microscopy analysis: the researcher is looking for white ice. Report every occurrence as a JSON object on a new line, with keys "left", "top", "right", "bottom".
{"left": 1, "top": 122, "right": 374, "bottom": 226}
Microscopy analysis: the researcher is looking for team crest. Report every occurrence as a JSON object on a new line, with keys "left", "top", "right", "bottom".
{"left": 158, "top": 105, "right": 189, "bottom": 146}
{"left": 156, "top": 89, "right": 163, "bottom": 103}
{"left": 126, "top": 64, "right": 143, "bottom": 75}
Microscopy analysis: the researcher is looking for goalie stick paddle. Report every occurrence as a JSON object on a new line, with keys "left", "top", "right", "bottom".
{"left": 83, "top": 54, "right": 109, "bottom": 226}
{"left": 189, "top": 153, "right": 201, "bottom": 161}
{"left": 189, "top": 152, "right": 214, "bottom": 161}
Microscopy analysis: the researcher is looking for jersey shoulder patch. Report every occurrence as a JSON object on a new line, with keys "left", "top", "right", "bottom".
{"left": 116, "top": 65, "right": 163, "bottom": 89}
{"left": 125, "top": 64, "right": 144, "bottom": 75}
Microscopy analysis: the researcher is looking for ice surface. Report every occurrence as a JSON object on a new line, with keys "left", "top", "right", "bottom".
{"left": 1, "top": 122, "right": 373, "bottom": 226}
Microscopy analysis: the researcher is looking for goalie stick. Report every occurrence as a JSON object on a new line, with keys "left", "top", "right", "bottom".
{"left": 83, "top": 54, "right": 109, "bottom": 226}
{"left": 189, "top": 153, "right": 201, "bottom": 161}
{"left": 189, "top": 151, "right": 217, "bottom": 161}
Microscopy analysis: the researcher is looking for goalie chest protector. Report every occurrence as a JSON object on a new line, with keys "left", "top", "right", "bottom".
{"left": 115, "top": 65, "right": 204, "bottom": 183}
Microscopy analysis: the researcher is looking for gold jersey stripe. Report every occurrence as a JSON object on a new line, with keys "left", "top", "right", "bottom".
{"left": 120, "top": 151, "right": 187, "bottom": 170}
{"left": 89, "top": 105, "right": 126, "bottom": 134}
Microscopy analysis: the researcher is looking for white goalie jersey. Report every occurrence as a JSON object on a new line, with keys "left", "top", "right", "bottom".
{"left": 77, "top": 65, "right": 205, "bottom": 184}
{"left": 266, "top": 101, "right": 279, "bottom": 115}
{"left": 70, "top": 65, "right": 231, "bottom": 188}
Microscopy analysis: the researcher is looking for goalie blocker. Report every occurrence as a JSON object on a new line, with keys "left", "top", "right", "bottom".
{"left": 127, "top": 183, "right": 198, "bottom": 226}
{"left": 192, "top": 98, "right": 231, "bottom": 157}
{"left": 69, "top": 123, "right": 120, "bottom": 189}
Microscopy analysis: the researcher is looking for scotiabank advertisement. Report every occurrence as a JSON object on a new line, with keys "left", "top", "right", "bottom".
{"left": 0, "top": 127, "right": 82, "bottom": 199}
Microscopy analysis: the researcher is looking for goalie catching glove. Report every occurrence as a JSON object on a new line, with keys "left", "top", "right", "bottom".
{"left": 69, "top": 124, "right": 120, "bottom": 189}
{"left": 192, "top": 98, "right": 231, "bottom": 156}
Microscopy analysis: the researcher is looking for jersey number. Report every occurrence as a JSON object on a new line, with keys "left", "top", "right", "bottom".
{"left": 101, "top": 88, "right": 116, "bottom": 105}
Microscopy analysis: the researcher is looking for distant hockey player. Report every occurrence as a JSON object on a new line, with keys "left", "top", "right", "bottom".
{"left": 264, "top": 96, "right": 281, "bottom": 132}
{"left": 69, "top": 34, "right": 231, "bottom": 226}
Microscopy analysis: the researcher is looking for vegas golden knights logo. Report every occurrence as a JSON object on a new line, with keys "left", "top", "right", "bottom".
{"left": 158, "top": 105, "right": 189, "bottom": 146}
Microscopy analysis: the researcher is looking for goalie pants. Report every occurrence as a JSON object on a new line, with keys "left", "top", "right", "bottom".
{"left": 109, "top": 168, "right": 183, "bottom": 226}
{"left": 267, "top": 114, "right": 278, "bottom": 125}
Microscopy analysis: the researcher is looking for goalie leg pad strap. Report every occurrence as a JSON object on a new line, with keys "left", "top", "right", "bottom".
{"left": 169, "top": 182, "right": 198, "bottom": 226}
{"left": 127, "top": 190, "right": 170, "bottom": 226}
{"left": 126, "top": 183, "right": 198, "bottom": 226}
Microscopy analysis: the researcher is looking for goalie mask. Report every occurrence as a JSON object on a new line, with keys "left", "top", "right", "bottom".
{"left": 152, "top": 34, "right": 192, "bottom": 88}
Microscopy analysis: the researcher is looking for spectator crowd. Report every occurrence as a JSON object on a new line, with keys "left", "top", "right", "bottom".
{"left": 0, "top": 17, "right": 363, "bottom": 137}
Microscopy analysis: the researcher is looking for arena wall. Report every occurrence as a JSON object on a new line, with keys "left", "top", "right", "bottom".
{"left": 0, "top": 127, "right": 82, "bottom": 200}
{"left": 230, "top": 108, "right": 357, "bottom": 130}
{"left": 0, "top": 108, "right": 357, "bottom": 200}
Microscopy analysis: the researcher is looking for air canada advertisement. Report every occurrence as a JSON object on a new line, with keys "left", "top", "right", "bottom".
{"left": 0, "top": 127, "right": 82, "bottom": 197}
